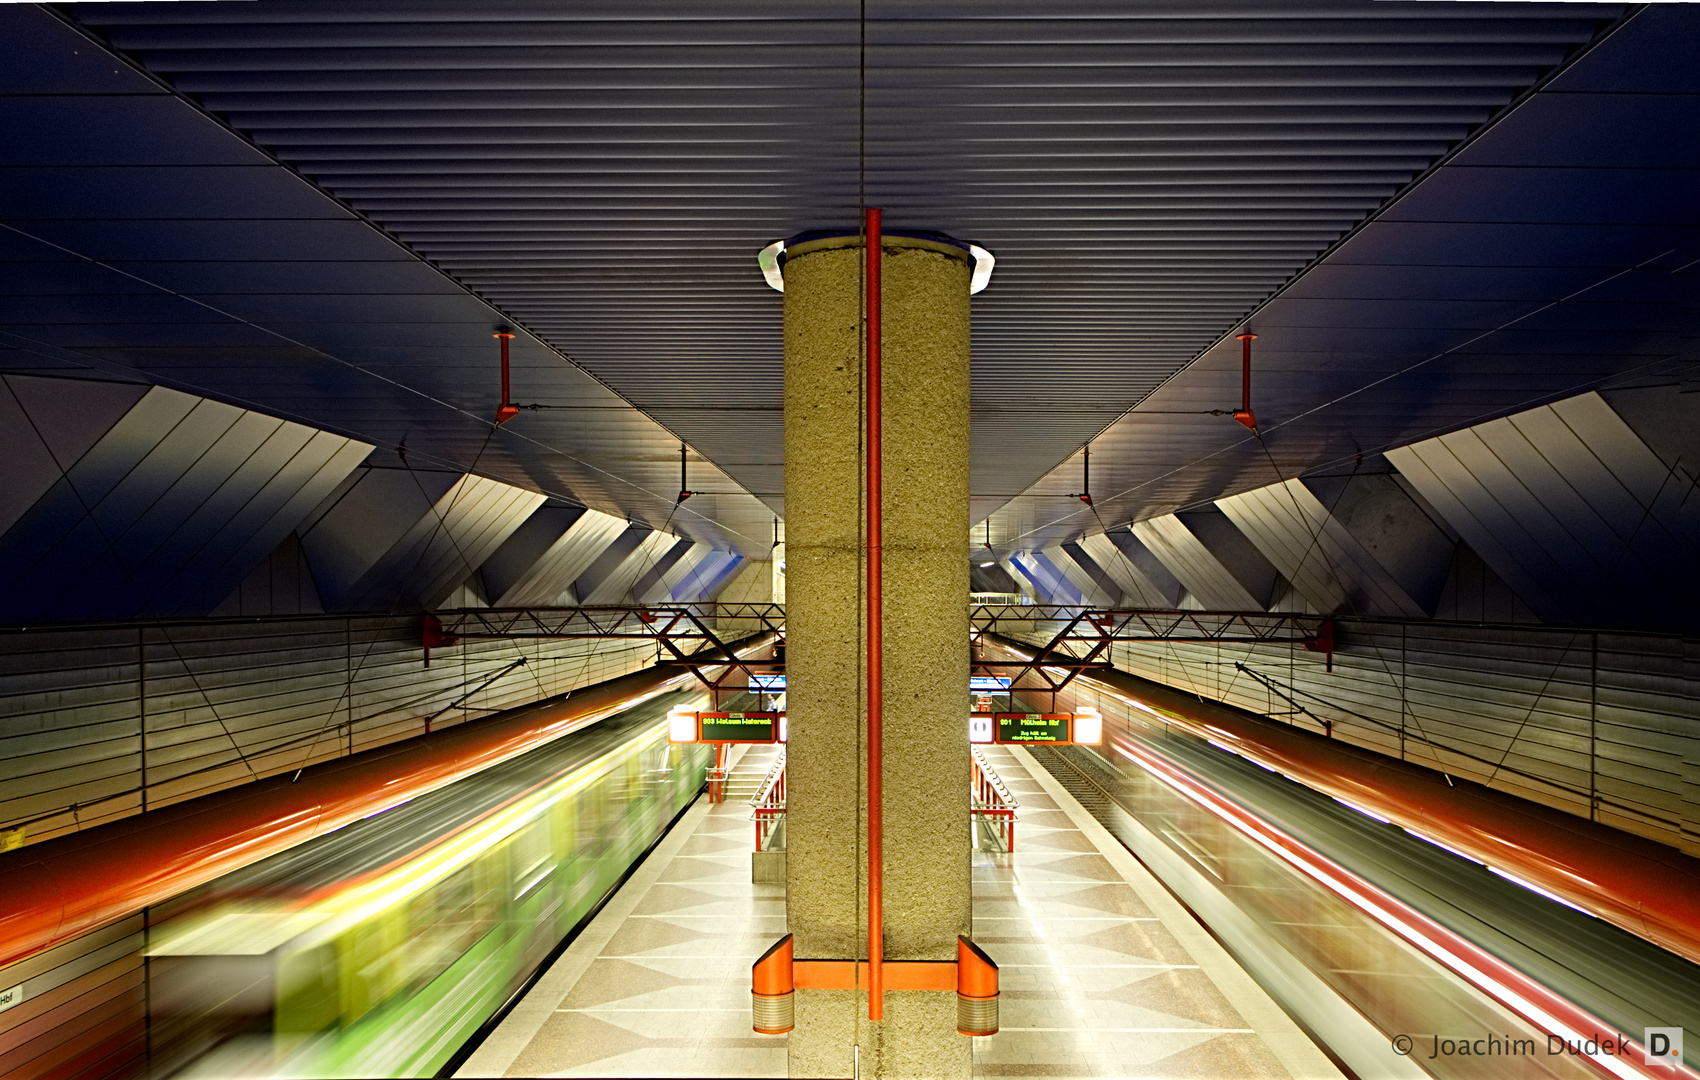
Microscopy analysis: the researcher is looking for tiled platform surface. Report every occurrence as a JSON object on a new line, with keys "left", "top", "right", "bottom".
{"left": 458, "top": 743, "right": 789, "bottom": 1079}
{"left": 458, "top": 743, "right": 1340, "bottom": 1079}
{"left": 969, "top": 745, "right": 1339, "bottom": 1080}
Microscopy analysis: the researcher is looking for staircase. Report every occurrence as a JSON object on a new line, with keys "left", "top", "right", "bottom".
{"left": 722, "top": 744, "right": 781, "bottom": 804}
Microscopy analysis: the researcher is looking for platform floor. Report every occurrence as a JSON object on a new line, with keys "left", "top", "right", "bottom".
{"left": 458, "top": 744, "right": 1341, "bottom": 1079}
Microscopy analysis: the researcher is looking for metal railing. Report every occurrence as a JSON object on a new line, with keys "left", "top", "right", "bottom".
{"left": 749, "top": 748, "right": 787, "bottom": 851}
{"left": 971, "top": 747, "right": 1019, "bottom": 852}
{"left": 740, "top": 747, "right": 1016, "bottom": 854}
{"left": 706, "top": 743, "right": 732, "bottom": 803}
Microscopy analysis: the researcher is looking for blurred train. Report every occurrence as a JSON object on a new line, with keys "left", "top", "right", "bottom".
{"left": 981, "top": 632, "right": 1700, "bottom": 1080}
{"left": 144, "top": 687, "right": 715, "bottom": 1079}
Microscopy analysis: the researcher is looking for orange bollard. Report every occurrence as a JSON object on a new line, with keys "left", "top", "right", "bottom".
{"left": 957, "top": 936, "right": 999, "bottom": 1036}
{"left": 752, "top": 934, "right": 795, "bottom": 1033}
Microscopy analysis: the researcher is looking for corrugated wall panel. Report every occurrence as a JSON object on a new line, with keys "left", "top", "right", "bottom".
{"left": 491, "top": 507, "right": 630, "bottom": 608}
{"left": 0, "top": 614, "right": 659, "bottom": 848}
{"left": 0, "top": 915, "right": 145, "bottom": 1080}
{"left": 1007, "top": 617, "right": 1699, "bottom": 853}
{"left": 580, "top": 529, "right": 677, "bottom": 606}
{"left": 1130, "top": 513, "right": 1263, "bottom": 610}
{"left": 1216, "top": 478, "right": 1427, "bottom": 617}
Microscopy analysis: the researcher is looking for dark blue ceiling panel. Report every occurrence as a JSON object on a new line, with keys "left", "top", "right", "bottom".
{"left": 42, "top": 0, "right": 1627, "bottom": 542}
{"left": 7, "top": 97, "right": 268, "bottom": 166}
{"left": 9, "top": 0, "right": 1695, "bottom": 574}
{"left": 993, "top": 3, "right": 1699, "bottom": 551}
{"left": 0, "top": 166, "right": 355, "bottom": 220}
{"left": 0, "top": 4, "right": 777, "bottom": 558}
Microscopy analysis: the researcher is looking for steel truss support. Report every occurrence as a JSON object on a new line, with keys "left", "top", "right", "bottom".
{"left": 968, "top": 605, "right": 1332, "bottom": 709}
{"left": 423, "top": 604, "right": 786, "bottom": 706}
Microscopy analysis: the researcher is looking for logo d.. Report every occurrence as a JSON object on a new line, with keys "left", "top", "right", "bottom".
{"left": 1645, "top": 1028, "right": 1683, "bottom": 1068}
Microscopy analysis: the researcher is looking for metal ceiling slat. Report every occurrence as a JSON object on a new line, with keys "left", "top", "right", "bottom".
{"left": 40, "top": 1, "right": 1636, "bottom": 552}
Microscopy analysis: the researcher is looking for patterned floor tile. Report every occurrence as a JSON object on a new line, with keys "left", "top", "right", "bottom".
{"left": 476, "top": 744, "right": 1314, "bottom": 1079}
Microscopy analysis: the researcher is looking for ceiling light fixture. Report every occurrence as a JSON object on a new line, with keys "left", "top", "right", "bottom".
{"left": 757, "top": 237, "right": 995, "bottom": 294}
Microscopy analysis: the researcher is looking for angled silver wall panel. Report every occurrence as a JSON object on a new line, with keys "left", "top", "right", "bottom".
{"left": 579, "top": 527, "right": 677, "bottom": 606}
{"left": 479, "top": 505, "right": 629, "bottom": 608}
{"left": 568, "top": 524, "right": 650, "bottom": 605}
{"left": 637, "top": 542, "right": 737, "bottom": 604}
{"left": 713, "top": 556, "right": 774, "bottom": 606}
{"left": 300, "top": 467, "right": 457, "bottom": 604}
{"left": 211, "top": 532, "right": 325, "bottom": 617}
{"left": 360, "top": 474, "right": 545, "bottom": 610}
{"left": 661, "top": 544, "right": 723, "bottom": 603}
{"left": 0, "top": 385, "right": 371, "bottom": 621}
{"left": 1216, "top": 477, "right": 1439, "bottom": 618}
{"left": 1431, "top": 541, "right": 1543, "bottom": 624}
{"left": 1386, "top": 391, "right": 1700, "bottom": 629}
{"left": 683, "top": 551, "right": 745, "bottom": 603}
{"left": 969, "top": 559, "right": 1022, "bottom": 598}
{"left": 486, "top": 503, "right": 632, "bottom": 608}
{"left": 1009, "top": 550, "right": 1086, "bottom": 605}
{"left": 1054, "top": 542, "right": 1123, "bottom": 607}
{"left": 631, "top": 538, "right": 696, "bottom": 604}
{"left": 1078, "top": 530, "right": 1179, "bottom": 608}
{"left": 1314, "top": 473, "right": 1458, "bottom": 614}
{"left": 1130, "top": 509, "right": 1276, "bottom": 611}
{"left": 479, "top": 505, "right": 587, "bottom": 605}
{"left": 302, "top": 467, "right": 545, "bottom": 610}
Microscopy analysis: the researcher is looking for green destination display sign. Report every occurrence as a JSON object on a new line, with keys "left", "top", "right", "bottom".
{"left": 995, "top": 713, "right": 1071, "bottom": 744}
{"left": 698, "top": 712, "right": 779, "bottom": 743}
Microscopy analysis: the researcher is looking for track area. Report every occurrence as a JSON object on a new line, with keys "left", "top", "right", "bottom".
{"left": 1025, "top": 688, "right": 1700, "bottom": 1079}
{"left": 146, "top": 687, "right": 718, "bottom": 1079}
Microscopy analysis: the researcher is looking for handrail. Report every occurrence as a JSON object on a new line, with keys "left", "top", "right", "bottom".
{"left": 971, "top": 748, "right": 1019, "bottom": 853}
{"left": 706, "top": 743, "right": 731, "bottom": 802}
{"left": 750, "top": 749, "right": 786, "bottom": 851}
{"left": 740, "top": 748, "right": 1015, "bottom": 855}
{"left": 972, "top": 747, "right": 1019, "bottom": 807}
{"left": 748, "top": 747, "right": 787, "bottom": 808}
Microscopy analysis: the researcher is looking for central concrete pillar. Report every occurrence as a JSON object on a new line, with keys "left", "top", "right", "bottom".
{"left": 782, "top": 232, "right": 973, "bottom": 1078}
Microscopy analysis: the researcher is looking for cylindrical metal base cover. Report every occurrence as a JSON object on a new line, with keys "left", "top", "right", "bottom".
{"left": 753, "top": 991, "right": 795, "bottom": 1034}
{"left": 957, "top": 992, "right": 998, "bottom": 1036}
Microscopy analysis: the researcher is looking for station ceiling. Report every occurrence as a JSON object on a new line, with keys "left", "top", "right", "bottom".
{"left": 3, "top": 1, "right": 1694, "bottom": 559}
